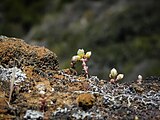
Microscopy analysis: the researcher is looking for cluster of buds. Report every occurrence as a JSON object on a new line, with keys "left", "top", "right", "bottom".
{"left": 71, "top": 49, "right": 91, "bottom": 78}
{"left": 109, "top": 68, "right": 124, "bottom": 83}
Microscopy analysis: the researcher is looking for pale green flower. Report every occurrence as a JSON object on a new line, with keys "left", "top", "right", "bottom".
{"left": 117, "top": 74, "right": 124, "bottom": 80}
{"left": 77, "top": 49, "right": 85, "bottom": 57}
{"left": 110, "top": 68, "right": 118, "bottom": 78}
{"left": 85, "top": 51, "right": 91, "bottom": 58}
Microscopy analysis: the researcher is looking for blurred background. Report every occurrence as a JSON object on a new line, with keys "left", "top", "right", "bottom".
{"left": 0, "top": 0, "right": 160, "bottom": 82}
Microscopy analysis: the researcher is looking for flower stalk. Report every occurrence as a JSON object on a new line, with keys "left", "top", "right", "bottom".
{"left": 71, "top": 49, "right": 91, "bottom": 78}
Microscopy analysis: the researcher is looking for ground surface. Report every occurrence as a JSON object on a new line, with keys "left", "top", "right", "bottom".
{"left": 0, "top": 36, "right": 160, "bottom": 120}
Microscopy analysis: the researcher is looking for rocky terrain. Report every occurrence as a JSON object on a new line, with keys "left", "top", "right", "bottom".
{"left": 0, "top": 36, "right": 160, "bottom": 120}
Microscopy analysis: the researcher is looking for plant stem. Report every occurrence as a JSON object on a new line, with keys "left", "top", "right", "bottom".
{"left": 9, "top": 68, "right": 16, "bottom": 104}
{"left": 81, "top": 58, "right": 89, "bottom": 78}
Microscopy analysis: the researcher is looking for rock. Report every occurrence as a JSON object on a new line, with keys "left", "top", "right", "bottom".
{"left": 76, "top": 93, "right": 95, "bottom": 110}
{"left": 0, "top": 91, "right": 7, "bottom": 113}
{"left": 0, "top": 36, "right": 59, "bottom": 79}
{"left": 132, "top": 83, "right": 144, "bottom": 93}
{"left": 0, "top": 35, "right": 160, "bottom": 119}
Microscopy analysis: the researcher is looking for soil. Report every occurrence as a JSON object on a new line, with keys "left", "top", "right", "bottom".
{"left": 0, "top": 36, "right": 159, "bottom": 120}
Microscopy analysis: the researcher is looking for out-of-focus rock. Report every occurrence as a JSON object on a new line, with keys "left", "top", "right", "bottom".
{"left": 0, "top": 36, "right": 59, "bottom": 79}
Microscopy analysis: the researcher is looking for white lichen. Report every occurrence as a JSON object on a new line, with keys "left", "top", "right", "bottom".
{"left": 0, "top": 65, "right": 26, "bottom": 85}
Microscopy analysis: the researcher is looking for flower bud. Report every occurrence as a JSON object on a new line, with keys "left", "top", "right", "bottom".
{"left": 85, "top": 51, "right": 91, "bottom": 58}
{"left": 77, "top": 49, "right": 84, "bottom": 57}
{"left": 109, "top": 74, "right": 112, "bottom": 78}
{"left": 72, "top": 55, "right": 80, "bottom": 61}
{"left": 110, "top": 68, "right": 118, "bottom": 78}
{"left": 117, "top": 74, "right": 124, "bottom": 80}
{"left": 138, "top": 75, "right": 142, "bottom": 80}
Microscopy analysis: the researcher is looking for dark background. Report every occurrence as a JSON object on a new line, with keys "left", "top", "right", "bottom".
{"left": 0, "top": 0, "right": 160, "bottom": 82}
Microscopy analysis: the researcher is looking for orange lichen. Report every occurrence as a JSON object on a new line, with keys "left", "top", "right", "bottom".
{"left": 76, "top": 93, "right": 95, "bottom": 110}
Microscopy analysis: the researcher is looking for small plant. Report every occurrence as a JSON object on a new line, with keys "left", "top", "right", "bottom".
{"left": 8, "top": 68, "right": 16, "bottom": 105}
{"left": 36, "top": 84, "right": 48, "bottom": 112}
{"left": 109, "top": 68, "right": 124, "bottom": 83}
{"left": 137, "top": 75, "right": 143, "bottom": 85}
{"left": 39, "top": 91, "right": 48, "bottom": 112}
{"left": 71, "top": 49, "right": 91, "bottom": 78}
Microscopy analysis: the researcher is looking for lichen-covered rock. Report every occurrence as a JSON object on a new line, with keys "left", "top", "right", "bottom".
{"left": 0, "top": 36, "right": 59, "bottom": 79}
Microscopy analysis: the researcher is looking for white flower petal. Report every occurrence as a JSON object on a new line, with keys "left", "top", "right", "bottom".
{"left": 72, "top": 55, "right": 80, "bottom": 61}
{"left": 138, "top": 75, "right": 142, "bottom": 80}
